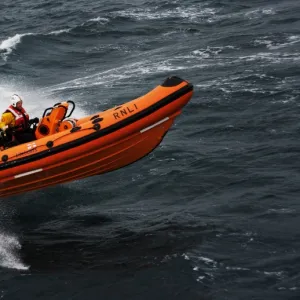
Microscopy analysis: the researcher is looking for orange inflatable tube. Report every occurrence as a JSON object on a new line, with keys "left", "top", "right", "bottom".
{"left": 0, "top": 76, "right": 193, "bottom": 198}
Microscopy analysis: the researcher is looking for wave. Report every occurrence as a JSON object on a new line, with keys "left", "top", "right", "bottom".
{"left": 254, "top": 35, "right": 300, "bottom": 50}
{"left": 0, "top": 29, "right": 75, "bottom": 61}
{"left": 43, "top": 57, "right": 192, "bottom": 93}
{"left": 0, "top": 15, "right": 111, "bottom": 61}
{"left": 0, "top": 3, "right": 280, "bottom": 63}
{"left": 49, "top": 28, "right": 72, "bottom": 36}
{"left": 48, "top": 16, "right": 109, "bottom": 36}
{"left": 110, "top": 4, "right": 277, "bottom": 24}
{"left": 192, "top": 45, "right": 239, "bottom": 58}
{"left": 236, "top": 52, "right": 300, "bottom": 63}
{"left": 0, "top": 33, "right": 33, "bottom": 61}
{"left": 111, "top": 5, "right": 218, "bottom": 22}
{"left": 44, "top": 42, "right": 298, "bottom": 94}
{"left": 195, "top": 72, "right": 286, "bottom": 96}
{"left": 87, "top": 16, "right": 110, "bottom": 24}
{"left": 245, "top": 7, "right": 276, "bottom": 19}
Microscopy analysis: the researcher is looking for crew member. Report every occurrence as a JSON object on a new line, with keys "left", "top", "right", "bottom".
{"left": 0, "top": 94, "right": 38, "bottom": 145}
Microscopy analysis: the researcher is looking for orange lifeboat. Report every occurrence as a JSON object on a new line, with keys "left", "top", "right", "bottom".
{"left": 0, "top": 76, "right": 193, "bottom": 198}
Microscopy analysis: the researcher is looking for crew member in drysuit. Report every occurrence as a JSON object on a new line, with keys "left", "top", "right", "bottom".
{"left": 0, "top": 94, "right": 39, "bottom": 147}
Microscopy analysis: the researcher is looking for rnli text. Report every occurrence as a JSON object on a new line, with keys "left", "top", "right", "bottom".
{"left": 113, "top": 104, "right": 138, "bottom": 120}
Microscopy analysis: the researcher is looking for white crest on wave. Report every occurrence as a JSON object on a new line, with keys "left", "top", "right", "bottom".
{"left": 88, "top": 17, "right": 109, "bottom": 23}
{"left": 49, "top": 28, "right": 71, "bottom": 36}
{"left": 112, "top": 5, "right": 217, "bottom": 22}
{"left": 0, "top": 33, "right": 33, "bottom": 61}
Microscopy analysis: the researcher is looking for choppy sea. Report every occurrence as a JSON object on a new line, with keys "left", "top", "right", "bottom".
{"left": 0, "top": 0, "right": 300, "bottom": 299}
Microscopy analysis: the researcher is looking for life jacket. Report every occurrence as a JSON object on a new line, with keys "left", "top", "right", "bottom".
{"left": 5, "top": 105, "right": 29, "bottom": 132}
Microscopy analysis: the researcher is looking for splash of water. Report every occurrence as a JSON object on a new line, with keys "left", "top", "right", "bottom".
{"left": 0, "top": 82, "right": 46, "bottom": 116}
{"left": 0, "top": 233, "right": 29, "bottom": 270}
{"left": 0, "top": 81, "right": 87, "bottom": 118}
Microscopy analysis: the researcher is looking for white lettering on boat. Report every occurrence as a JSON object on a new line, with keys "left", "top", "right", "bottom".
{"left": 113, "top": 103, "right": 138, "bottom": 120}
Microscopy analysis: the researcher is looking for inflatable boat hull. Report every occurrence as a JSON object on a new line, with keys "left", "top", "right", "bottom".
{"left": 0, "top": 76, "right": 193, "bottom": 198}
